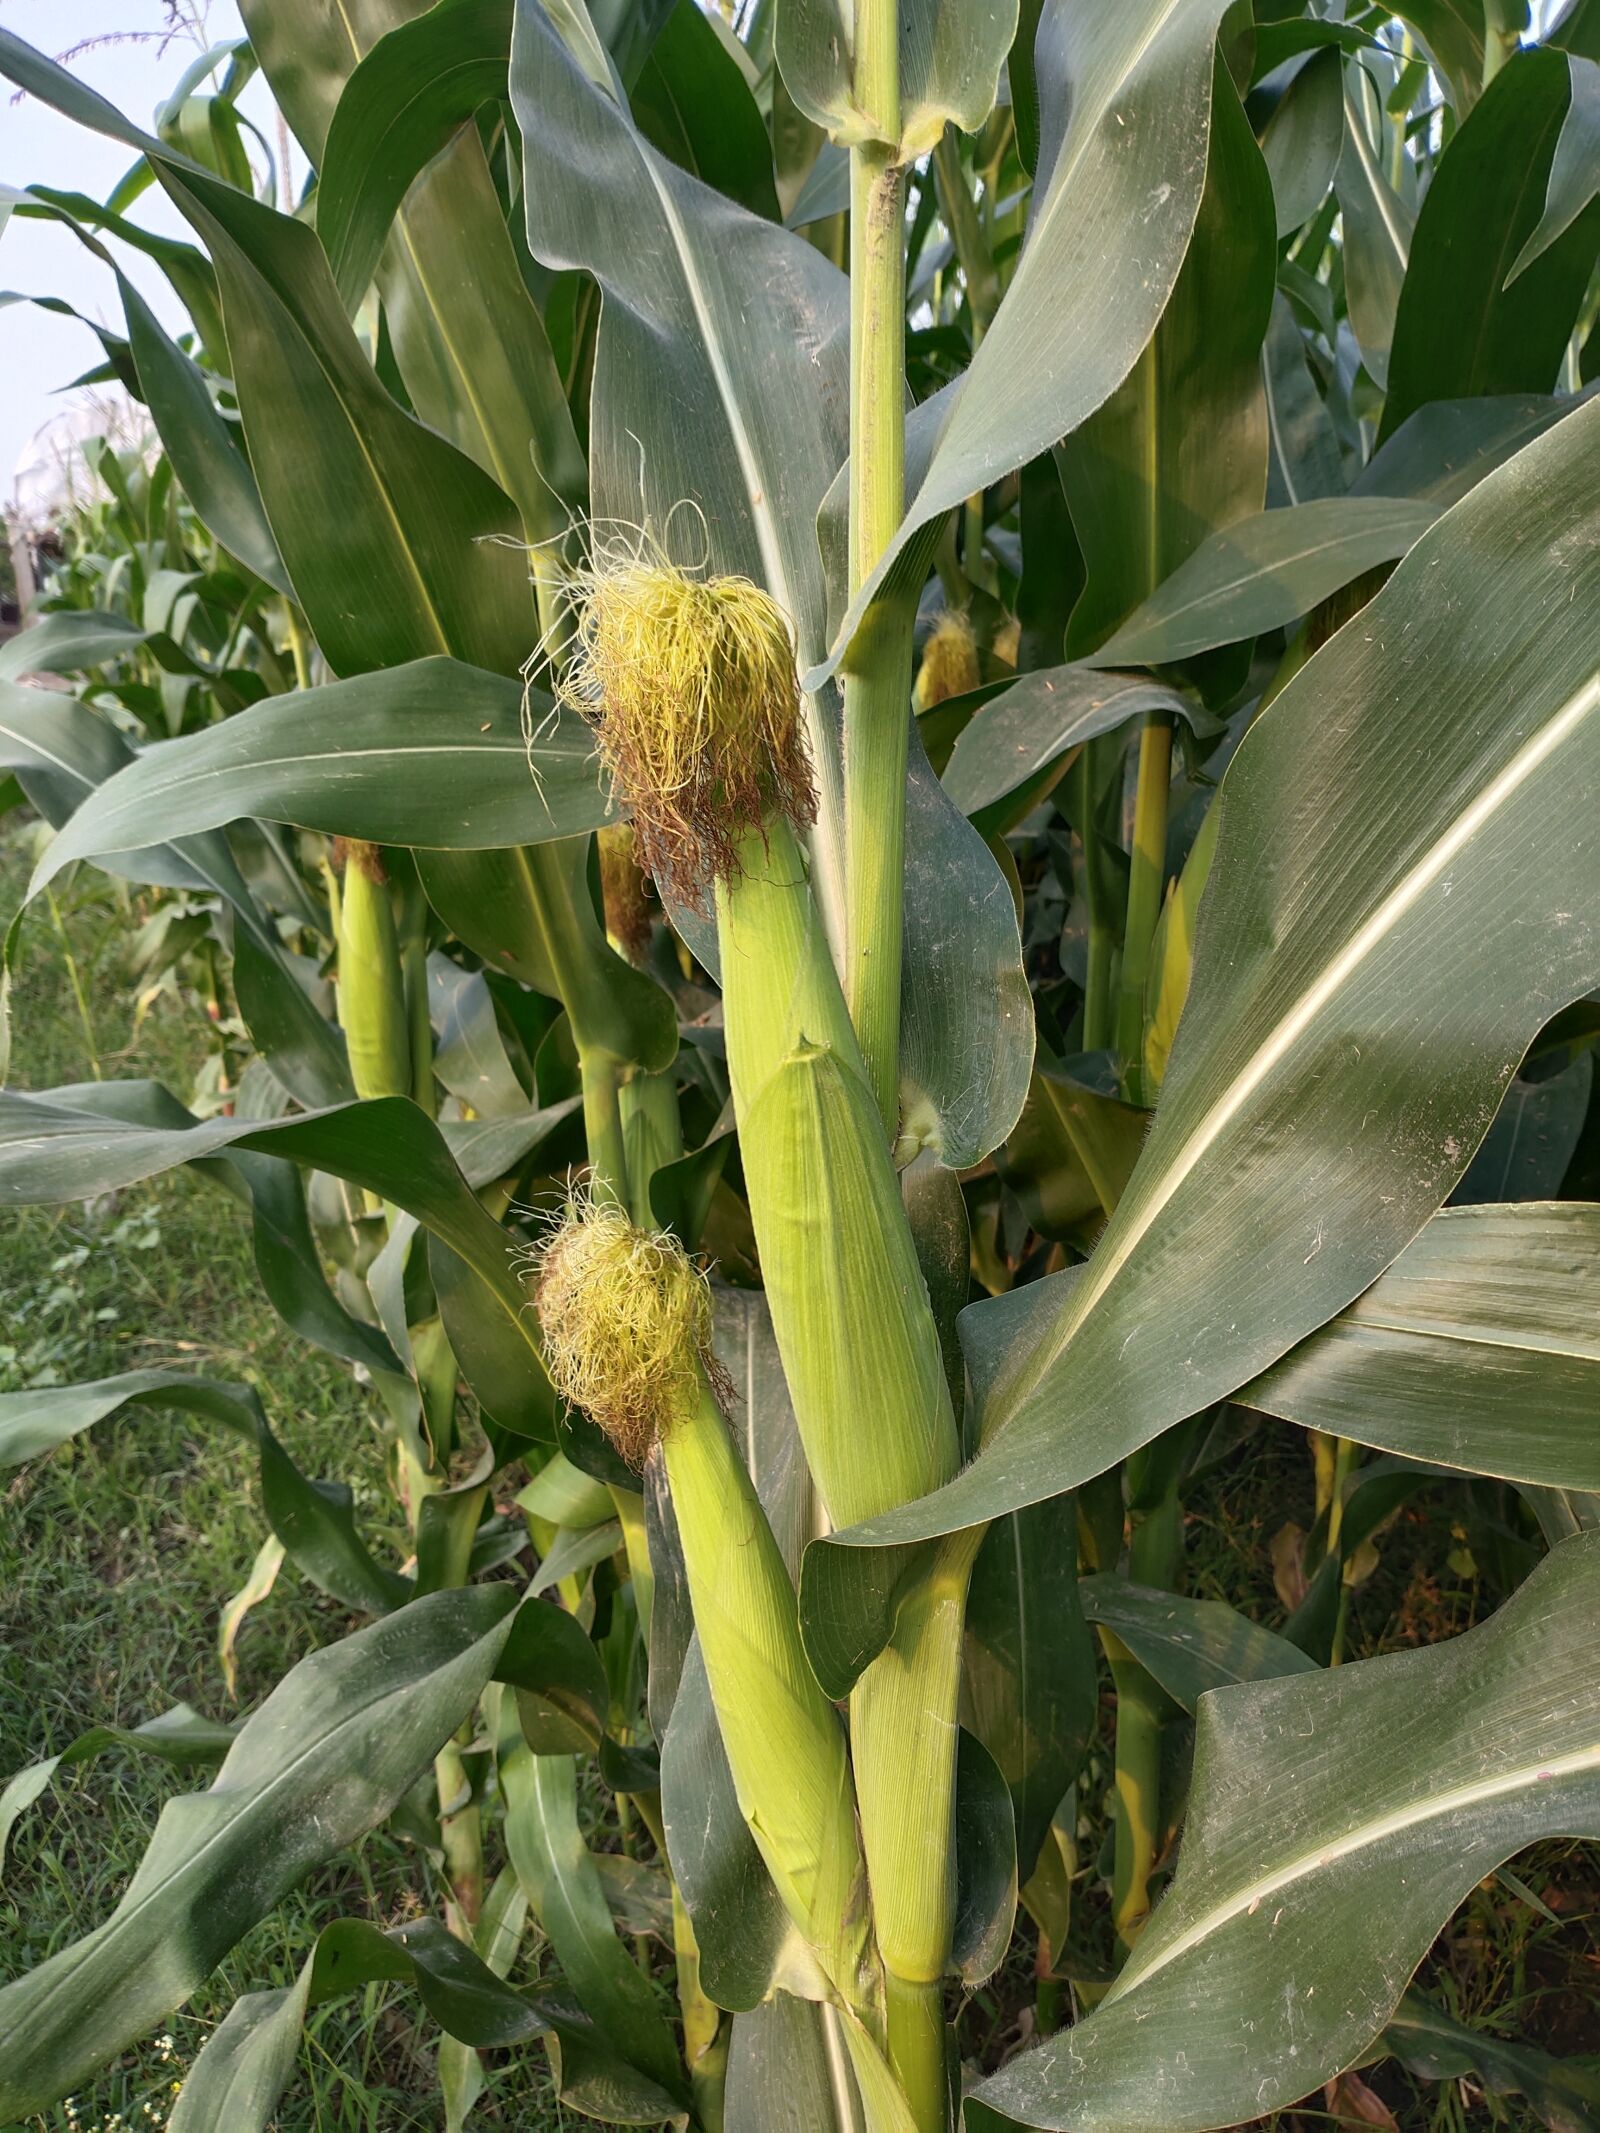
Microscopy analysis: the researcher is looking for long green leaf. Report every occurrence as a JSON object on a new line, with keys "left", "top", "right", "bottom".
{"left": 1077, "top": 1574, "right": 1317, "bottom": 1713}
{"left": 812, "top": 360, "right": 1600, "bottom": 1568}
{"left": 1241, "top": 1202, "right": 1600, "bottom": 1489}
{"left": 0, "top": 687, "right": 351, "bottom": 1106}
{"left": 170, "top": 1911, "right": 687, "bottom": 2131}
{"left": 0, "top": 1086, "right": 553, "bottom": 1432}
{"left": 1060, "top": 54, "right": 1274, "bottom": 656}
{"left": 1381, "top": 48, "right": 1600, "bottom": 441}
{"left": 0, "top": 1588, "right": 519, "bottom": 2115}
{"left": 24, "top": 659, "right": 607, "bottom": 898}
{"left": 1508, "top": 53, "right": 1600, "bottom": 280}
{"left": 499, "top": 1734, "right": 687, "bottom": 2104}
{"left": 967, "top": 1532, "right": 1600, "bottom": 2130}
{"left": 1093, "top": 497, "right": 1439, "bottom": 668}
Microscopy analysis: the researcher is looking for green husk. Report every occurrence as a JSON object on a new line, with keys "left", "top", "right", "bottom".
{"left": 335, "top": 841, "right": 411, "bottom": 1103}
{"left": 534, "top": 1201, "right": 872, "bottom": 1997}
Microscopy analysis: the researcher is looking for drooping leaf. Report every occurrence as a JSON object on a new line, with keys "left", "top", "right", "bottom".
{"left": 1240, "top": 1203, "right": 1600, "bottom": 1491}
{"left": 1, "top": 1705, "right": 237, "bottom": 1880}
{"left": 1093, "top": 498, "right": 1439, "bottom": 668}
{"left": 0, "top": 1086, "right": 554, "bottom": 1433}
{"left": 0, "top": 1588, "right": 520, "bottom": 2116}
{"left": 154, "top": 162, "right": 535, "bottom": 678}
{"left": 315, "top": 0, "right": 515, "bottom": 305}
{"left": 170, "top": 1910, "right": 689, "bottom": 2132}
{"left": 417, "top": 841, "right": 676, "bottom": 1075}
{"left": 1262, "top": 295, "right": 1346, "bottom": 507}
{"left": 1508, "top": 53, "right": 1600, "bottom": 280}
{"left": 633, "top": 0, "right": 781, "bottom": 220}
{"left": 24, "top": 660, "right": 608, "bottom": 901}
{"left": 0, "top": 1368, "right": 260, "bottom": 1470}
{"left": 967, "top": 1533, "right": 1600, "bottom": 2131}
{"left": 1077, "top": 1573, "right": 1318, "bottom": 1713}
{"left": 0, "top": 687, "right": 349, "bottom": 1106}
{"left": 942, "top": 671, "right": 1199, "bottom": 823}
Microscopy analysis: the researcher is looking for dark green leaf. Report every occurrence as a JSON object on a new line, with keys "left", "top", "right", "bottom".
{"left": 1241, "top": 1203, "right": 1600, "bottom": 1491}
{"left": 963, "top": 1499, "right": 1097, "bottom": 1883}
{"left": 1381, "top": 49, "right": 1600, "bottom": 442}
{"left": 1077, "top": 1573, "right": 1317, "bottom": 1713}
{"left": 1094, "top": 497, "right": 1439, "bottom": 668}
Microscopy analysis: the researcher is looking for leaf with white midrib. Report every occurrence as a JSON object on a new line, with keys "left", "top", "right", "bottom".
{"left": 812, "top": 361, "right": 1600, "bottom": 1567}
{"left": 0, "top": 1590, "right": 516, "bottom": 2116}
{"left": 968, "top": 1531, "right": 1600, "bottom": 2132}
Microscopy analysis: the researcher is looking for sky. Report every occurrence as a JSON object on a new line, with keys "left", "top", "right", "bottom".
{"left": 1, "top": 0, "right": 279, "bottom": 512}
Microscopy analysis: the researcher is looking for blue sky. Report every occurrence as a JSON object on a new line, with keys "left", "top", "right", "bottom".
{"left": 1, "top": 0, "right": 276, "bottom": 507}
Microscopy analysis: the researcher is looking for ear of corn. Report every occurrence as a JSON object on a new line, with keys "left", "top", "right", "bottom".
{"left": 534, "top": 1201, "right": 873, "bottom": 1999}
{"left": 661, "top": 1369, "right": 872, "bottom": 1998}
{"left": 336, "top": 841, "right": 411, "bottom": 1103}
{"left": 716, "top": 818, "right": 958, "bottom": 1528}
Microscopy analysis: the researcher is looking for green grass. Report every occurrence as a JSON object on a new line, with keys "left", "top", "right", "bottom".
{"left": 0, "top": 836, "right": 573, "bottom": 2130}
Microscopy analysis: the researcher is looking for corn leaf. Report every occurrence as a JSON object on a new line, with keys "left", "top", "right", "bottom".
{"left": 967, "top": 1532, "right": 1600, "bottom": 2130}
{"left": 0, "top": 1588, "right": 521, "bottom": 2116}
{"left": 805, "top": 363, "right": 1600, "bottom": 1614}
{"left": 1240, "top": 1202, "right": 1600, "bottom": 1490}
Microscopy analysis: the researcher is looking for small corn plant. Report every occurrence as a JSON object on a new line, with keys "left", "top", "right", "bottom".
{"left": 2, "top": 1, "right": 1600, "bottom": 2130}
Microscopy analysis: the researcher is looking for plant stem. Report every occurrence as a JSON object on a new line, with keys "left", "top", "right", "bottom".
{"left": 45, "top": 888, "right": 101, "bottom": 1079}
{"left": 435, "top": 1728, "right": 484, "bottom": 1935}
{"left": 884, "top": 1972, "right": 947, "bottom": 2133}
{"left": 672, "top": 1887, "right": 727, "bottom": 2133}
{"left": 933, "top": 127, "right": 999, "bottom": 596}
{"left": 1106, "top": 1481, "right": 1183, "bottom": 1951}
{"left": 1070, "top": 749, "right": 1114, "bottom": 1050}
{"left": 580, "top": 1048, "right": 628, "bottom": 1207}
{"left": 1327, "top": 1435, "right": 1361, "bottom": 1667}
{"left": 842, "top": 66, "right": 911, "bottom": 1132}
{"left": 1115, "top": 711, "right": 1174, "bottom": 1102}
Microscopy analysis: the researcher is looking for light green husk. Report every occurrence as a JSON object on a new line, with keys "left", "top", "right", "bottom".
{"left": 534, "top": 1201, "right": 872, "bottom": 1997}
{"left": 335, "top": 840, "right": 411, "bottom": 1103}
{"left": 566, "top": 552, "right": 971, "bottom": 2035}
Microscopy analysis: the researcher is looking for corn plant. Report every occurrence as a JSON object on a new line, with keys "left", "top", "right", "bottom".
{"left": 2, "top": 0, "right": 1600, "bottom": 2128}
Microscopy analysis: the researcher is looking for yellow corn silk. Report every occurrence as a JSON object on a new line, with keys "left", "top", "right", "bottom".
{"left": 553, "top": 541, "right": 814, "bottom": 908}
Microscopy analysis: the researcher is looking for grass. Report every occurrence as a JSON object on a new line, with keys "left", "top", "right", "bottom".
{"left": 0, "top": 835, "right": 572, "bottom": 2130}
{"left": 2, "top": 830, "right": 1597, "bottom": 2133}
